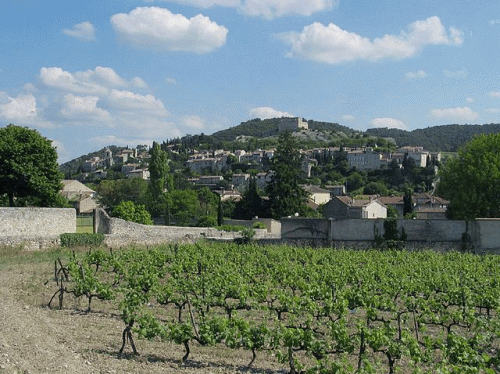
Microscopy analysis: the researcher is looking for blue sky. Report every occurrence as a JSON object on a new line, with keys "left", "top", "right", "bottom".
{"left": 1, "top": 0, "right": 499, "bottom": 162}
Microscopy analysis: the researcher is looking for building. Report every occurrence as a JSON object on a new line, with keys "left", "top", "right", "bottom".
{"left": 302, "top": 185, "right": 331, "bottom": 205}
{"left": 323, "top": 196, "right": 387, "bottom": 220}
{"left": 278, "top": 117, "right": 308, "bottom": 133}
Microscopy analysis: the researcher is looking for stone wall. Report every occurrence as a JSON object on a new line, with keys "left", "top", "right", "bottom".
{"left": 0, "top": 207, "right": 76, "bottom": 236}
{"left": 281, "top": 217, "right": 500, "bottom": 253}
{"left": 96, "top": 209, "right": 268, "bottom": 249}
{"left": 0, "top": 207, "right": 75, "bottom": 251}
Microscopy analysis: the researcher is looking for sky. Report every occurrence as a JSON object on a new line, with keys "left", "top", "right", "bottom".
{"left": 1, "top": 0, "right": 499, "bottom": 163}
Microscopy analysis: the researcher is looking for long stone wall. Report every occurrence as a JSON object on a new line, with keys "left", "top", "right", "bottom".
{"left": 0, "top": 208, "right": 75, "bottom": 250}
{"left": 281, "top": 218, "right": 500, "bottom": 253}
{"left": 0, "top": 207, "right": 76, "bottom": 236}
{"left": 96, "top": 209, "right": 268, "bottom": 249}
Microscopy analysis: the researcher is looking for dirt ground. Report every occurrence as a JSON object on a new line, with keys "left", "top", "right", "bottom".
{"left": 0, "top": 257, "right": 287, "bottom": 374}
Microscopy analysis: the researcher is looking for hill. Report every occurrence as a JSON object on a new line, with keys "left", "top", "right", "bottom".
{"left": 210, "top": 118, "right": 356, "bottom": 142}
{"left": 366, "top": 123, "right": 500, "bottom": 152}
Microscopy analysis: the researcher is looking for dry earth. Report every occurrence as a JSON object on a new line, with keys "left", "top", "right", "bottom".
{"left": 0, "top": 253, "right": 287, "bottom": 374}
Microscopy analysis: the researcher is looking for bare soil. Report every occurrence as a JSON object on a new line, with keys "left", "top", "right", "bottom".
{"left": 0, "top": 256, "right": 286, "bottom": 374}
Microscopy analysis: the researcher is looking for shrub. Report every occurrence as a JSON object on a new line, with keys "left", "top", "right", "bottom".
{"left": 60, "top": 233, "right": 105, "bottom": 248}
{"left": 252, "top": 221, "right": 266, "bottom": 229}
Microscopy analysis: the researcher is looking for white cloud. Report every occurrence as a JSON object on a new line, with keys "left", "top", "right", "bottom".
{"left": 181, "top": 115, "right": 205, "bottom": 129}
{"left": 39, "top": 66, "right": 147, "bottom": 95}
{"left": 466, "top": 97, "right": 475, "bottom": 103}
{"left": 490, "top": 19, "right": 500, "bottom": 26}
{"left": 240, "top": 0, "right": 338, "bottom": 19}
{"left": 62, "top": 21, "right": 96, "bottom": 41}
{"left": 405, "top": 70, "right": 427, "bottom": 79}
{"left": 443, "top": 69, "right": 468, "bottom": 78}
{"left": 166, "top": 77, "right": 177, "bottom": 84}
{"left": 147, "top": 0, "right": 240, "bottom": 7}
{"left": 370, "top": 117, "right": 407, "bottom": 130}
{"left": 430, "top": 107, "right": 479, "bottom": 121}
{"left": 486, "top": 108, "right": 500, "bottom": 113}
{"left": 277, "top": 16, "right": 463, "bottom": 64}
{"left": 61, "top": 94, "right": 111, "bottom": 122}
{"left": 0, "top": 92, "right": 38, "bottom": 123}
{"left": 249, "top": 106, "right": 293, "bottom": 119}
{"left": 111, "top": 7, "right": 228, "bottom": 54}
{"left": 146, "top": 0, "right": 337, "bottom": 18}
{"left": 490, "top": 91, "right": 500, "bottom": 98}
{"left": 107, "top": 89, "right": 169, "bottom": 115}
{"left": 341, "top": 114, "right": 356, "bottom": 122}
{"left": 89, "top": 135, "right": 155, "bottom": 148}
{"left": 131, "top": 77, "right": 148, "bottom": 88}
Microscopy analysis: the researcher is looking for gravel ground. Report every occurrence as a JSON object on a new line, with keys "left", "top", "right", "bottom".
{"left": 0, "top": 261, "right": 286, "bottom": 374}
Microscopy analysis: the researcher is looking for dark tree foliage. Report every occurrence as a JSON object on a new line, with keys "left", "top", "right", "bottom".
{"left": 148, "top": 142, "right": 170, "bottom": 217}
{"left": 233, "top": 176, "right": 266, "bottom": 220}
{"left": 266, "top": 132, "right": 309, "bottom": 219}
{"left": 0, "top": 124, "right": 64, "bottom": 207}
{"left": 366, "top": 124, "right": 500, "bottom": 152}
{"left": 437, "top": 133, "right": 500, "bottom": 219}
{"left": 96, "top": 178, "right": 149, "bottom": 211}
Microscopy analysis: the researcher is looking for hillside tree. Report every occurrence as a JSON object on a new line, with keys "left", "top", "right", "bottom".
{"left": 0, "top": 124, "right": 64, "bottom": 207}
{"left": 437, "top": 133, "right": 500, "bottom": 219}
{"left": 148, "top": 142, "right": 171, "bottom": 220}
{"left": 266, "top": 132, "right": 309, "bottom": 219}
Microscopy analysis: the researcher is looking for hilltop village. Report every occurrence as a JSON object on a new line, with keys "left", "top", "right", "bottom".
{"left": 63, "top": 117, "right": 446, "bottom": 221}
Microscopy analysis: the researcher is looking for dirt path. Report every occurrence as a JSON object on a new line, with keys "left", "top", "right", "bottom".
{"left": 0, "top": 262, "right": 283, "bottom": 374}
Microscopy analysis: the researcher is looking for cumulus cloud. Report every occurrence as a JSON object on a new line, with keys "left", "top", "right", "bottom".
{"left": 107, "top": 89, "right": 169, "bottom": 115}
{"left": 443, "top": 69, "right": 468, "bottom": 78}
{"left": 486, "top": 108, "right": 500, "bottom": 113}
{"left": 249, "top": 106, "right": 293, "bottom": 119}
{"left": 405, "top": 70, "right": 427, "bottom": 79}
{"left": 341, "top": 114, "right": 356, "bottom": 122}
{"left": 39, "top": 66, "right": 146, "bottom": 95}
{"left": 370, "top": 117, "right": 407, "bottom": 130}
{"left": 146, "top": 0, "right": 337, "bottom": 18}
{"left": 165, "top": 77, "right": 177, "bottom": 85}
{"left": 490, "top": 91, "right": 500, "bottom": 98}
{"left": 61, "top": 94, "right": 111, "bottom": 122}
{"left": 111, "top": 7, "right": 228, "bottom": 54}
{"left": 62, "top": 21, "right": 96, "bottom": 41}
{"left": 0, "top": 92, "right": 38, "bottom": 123}
{"left": 277, "top": 16, "right": 463, "bottom": 64}
{"left": 148, "top": 0, "right": 240, "bottom": 7}
{"left": 181, "top": 115, "right": 205, "bottom": 129}
{"left": 430, "top": 107, "right": 479, "bottom": 121}
{"left": 490, "top": 19, "right": 500, "bottom": 26}
{"left": 466, "top": 97, "right": 475, "bottom": 103}
{"left": 240, "top": 0, "right": 338, "bottom": 19}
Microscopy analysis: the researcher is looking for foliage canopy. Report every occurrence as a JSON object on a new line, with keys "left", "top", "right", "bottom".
{"left": 0, "top": 124, "right": 63, "bottom": 207}
{"left": 437, "top": 133, "right": 500, "bottom": 219}
{"left": 266, "top": 132, "right": 309, "bottom": 219}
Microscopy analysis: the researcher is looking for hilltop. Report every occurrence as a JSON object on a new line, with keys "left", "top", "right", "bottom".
{"left": 59, "top": 118, "right": 500, "bottom": 172}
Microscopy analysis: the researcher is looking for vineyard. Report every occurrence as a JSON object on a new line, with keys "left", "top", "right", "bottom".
{"left": 49, "top": 243, "right": 500, "bottom": 373}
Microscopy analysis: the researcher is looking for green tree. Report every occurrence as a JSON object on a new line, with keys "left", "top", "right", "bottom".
{"left": 266, "top": 132, "right": 309, "bottom": 219}
{"left": 437, "top": 133, "right": 500, "bottom": 219}
{"left": 0, "top": 124, "right": 64, "bottom": 207}
{"left": 112, "top": 201, "right": 154, "bottom": 225}
{"left": 147, "top": 142, "right": 171, "bottom": 219}
{"left": 170, "top": 189, "right": 199, "bottom": 226}
{"left": 96, "top": 178, "right": 148, "bottom": 211}
{"left": 234, "top": 176, "right": 265, "bottom": 220}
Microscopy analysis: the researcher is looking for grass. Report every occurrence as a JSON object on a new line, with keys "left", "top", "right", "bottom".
{"left": 0, "top": 245, "right": 71, "bottom": 270}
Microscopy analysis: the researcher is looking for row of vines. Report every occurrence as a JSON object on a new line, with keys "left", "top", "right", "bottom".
{"left": 50, "top": 243, "right": 500, "bottom": 373}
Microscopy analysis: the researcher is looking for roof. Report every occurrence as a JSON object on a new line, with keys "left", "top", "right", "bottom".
{"left": 302, "top": 185, "right": 330, "bottom": 194}
{"left": 61, "top": 180, "right": 95, "bottom": 194}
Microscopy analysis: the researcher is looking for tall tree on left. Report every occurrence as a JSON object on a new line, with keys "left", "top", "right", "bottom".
{"left": 0, "top": 125, "right": 64, "bottom": 207}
